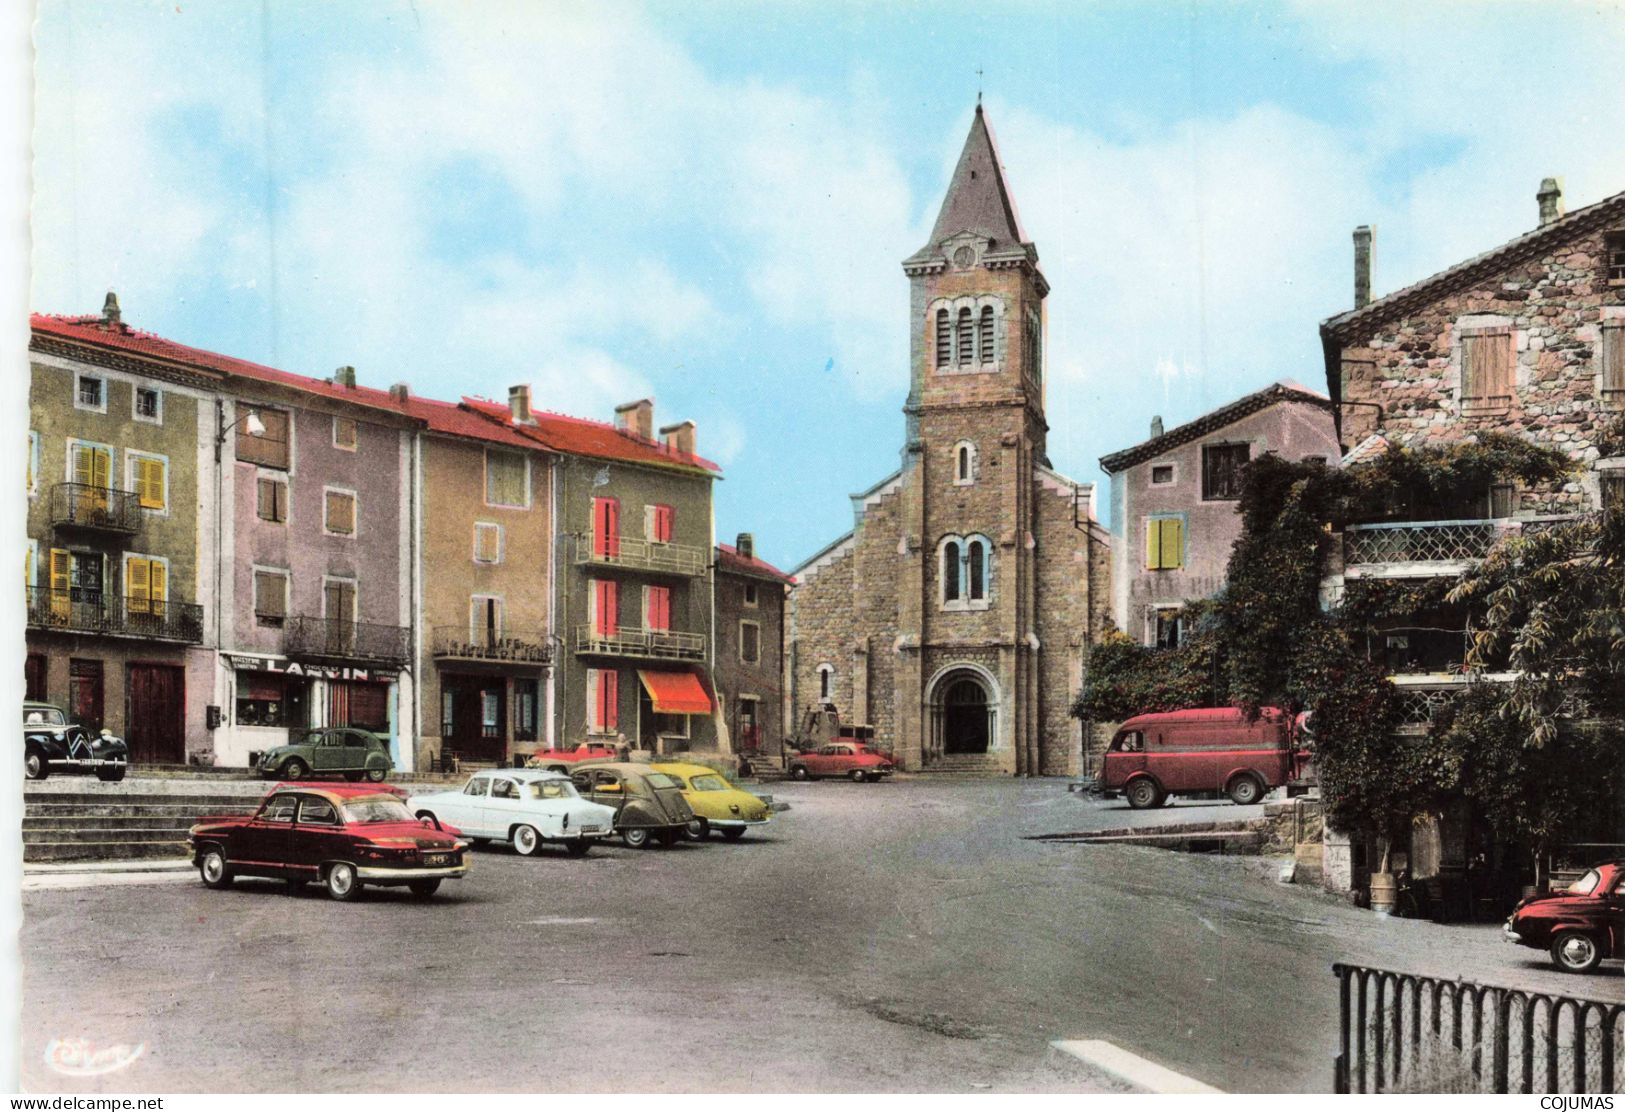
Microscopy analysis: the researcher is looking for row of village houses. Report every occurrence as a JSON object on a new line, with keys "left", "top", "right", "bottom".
{"left": 25, "top": 298, "right": 792, "bottom": 772}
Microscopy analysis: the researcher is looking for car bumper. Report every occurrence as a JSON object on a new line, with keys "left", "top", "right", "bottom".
{"left": 50, "top": 757, "right": 127, "bottom": 769}
{"left": 356, "top": 863, "right": 469, "bottom": 883}
{"left": 709, "top": 816, "right": 771, "bottom": 829}
{"left": 1502, "top": 921, "right": 1523, "bottom": 945}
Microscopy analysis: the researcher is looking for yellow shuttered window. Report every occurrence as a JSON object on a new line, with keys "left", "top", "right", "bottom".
{"left": 150, "top": 560, "right": 167, "bottom": 615}
{"left": 1146, "top": 517, "right": 1184, "bottom": 571}
{"left": 126, "top": 556, "right": 151, "bottom": 614}
{"left": 49, "top": 549, "right": 70, "bottom": 618}
{"left": 134, "top": 457, "right": 166, "bottom": 510}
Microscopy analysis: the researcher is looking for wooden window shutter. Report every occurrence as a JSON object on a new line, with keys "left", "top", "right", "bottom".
{"left": 150, "top": 560, "right": 167, "bottom": 610}
{"left": 136, "top": 458, "right": 165, "bottom": 509}
{"left": 326, "top": 491, "right": 355, "bottom": 534}
{"left": 935, "top": 309, "right": 951, "bottom": 366}
{"left": 255, "top": 571, "right": 286, "bottom": 617}
{"left": 979, "top": 306, "right": 994, "bottom": 362}
{"left": 1464, "top": 331, "right": 1513, "bottom": 404}
{"left": 126, "top": 557, "right": 150, "bottom": 613}
{"left": 1146, "top": 523, "right": 1161, "bottom": 570}
{"left": 1603, "top": 324, "right": 1625, "bottom": 394}
{"left": 957, "top": 309, "right": 973, "bottom": 365}
{"left": 1163, "top": 518, "right": 1183, "bottom": 569}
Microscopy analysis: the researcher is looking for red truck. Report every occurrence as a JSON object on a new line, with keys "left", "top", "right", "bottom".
{"left": 1096, "top": 707, "right": 1309, "bottom": 809}
{"left": 525, "top": 743, "right": 620, "bottom": 773}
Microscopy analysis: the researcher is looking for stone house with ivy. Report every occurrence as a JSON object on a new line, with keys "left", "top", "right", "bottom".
{"left": 1317, "top": 177, "right": 1625, "bottom": 892}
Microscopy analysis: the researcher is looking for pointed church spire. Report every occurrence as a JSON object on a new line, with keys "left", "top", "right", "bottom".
{"left": 923, "top": 104, "right": 1028, "bottom": 251}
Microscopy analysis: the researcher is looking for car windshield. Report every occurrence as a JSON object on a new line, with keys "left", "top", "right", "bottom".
{"left": 340, "top": 797, "right": 416, "bottom": 824}
{"left": 526, "top": 780, "right": 577, "bottom": 800}
{"left": 24, "top": 707, "right": 67, "bottom": 727}
{"left": 644, "top": 773, "right": 679, "bottom": 790}
{"left": 690, "top": 775, "right": 727, "bottom": 791}
{"left": 1567, "top": 869, "right": 1602, "bottom": 895}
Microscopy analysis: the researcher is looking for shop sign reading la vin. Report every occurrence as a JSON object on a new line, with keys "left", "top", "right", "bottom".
{"left": 225, "top": 654, "right": 386, "bottom": 682}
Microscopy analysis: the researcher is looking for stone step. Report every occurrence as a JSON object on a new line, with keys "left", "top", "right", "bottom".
{"left": 22, "top": 825, "right": 200, "bottom": 844}
{"left": 23, "top": 816, "right": 202, "bottom": 834}
{"left": 26, "top": 801, "right": 258, "bottom": 818}
{"left": 26, "top": 839, "right": 191, "bottom": 863}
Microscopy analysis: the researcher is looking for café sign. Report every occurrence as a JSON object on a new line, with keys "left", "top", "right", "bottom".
{"left": 227, "top": 654, "right": 386, "bottom": 682}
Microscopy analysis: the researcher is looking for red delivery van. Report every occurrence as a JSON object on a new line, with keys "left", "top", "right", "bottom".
{"left": 1096, "top": 707, "right": 1309, "bottom": 809}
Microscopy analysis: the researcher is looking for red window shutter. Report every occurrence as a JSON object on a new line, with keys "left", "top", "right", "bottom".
{"left": 603, "top": 670, "right": 619, "bottom": 730}
{"left": 654, "top": 505, "right": 673, "bottom": 542}
{"left": 593, "top": 498, "right": 621, "bottom": 558}
{"left": 647, "top": 586, "right": 670, "bottom": 631}
{"left": 595, "top": 580, "right": 618, "bottom": 636}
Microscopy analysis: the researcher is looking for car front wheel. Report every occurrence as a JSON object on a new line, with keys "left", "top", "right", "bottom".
{"left": 622, "top": 827, "right": 651, "bottom": 849}
{"left": 849, "top": 768, "right": 867, "bottom": 782}
{"left": 1126, "top": 779, "right": 1162, "bottom": 809}
{"left": 365, "top": 768, "right": 387, "bottom": 783}
{"left": 325, "top": 862, "right": 361, "bottom": 901}
{"left": 790, "top": 765, "right": 809, "bottom": 781}
{"left": 281, "top": 758, "right": 308, "bottom": 780}
{"left": 686, "top": 817, "right": 710, "bottom": 840}
{"left": 1551, "top": 931, "right": 1602, "bottom": 974}
{"left": 199, "top": 848, "right": 233, "bottom": 889}
{"left": 512, "top": 825, "right": 541, "bottom": 856}
{"left": 24, "top": 751, "right": 47, "bottom": 781}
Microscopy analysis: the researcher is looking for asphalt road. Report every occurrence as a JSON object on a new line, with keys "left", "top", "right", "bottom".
{"left": 20, "top": 779, "right": 1624, "bottom": 1093}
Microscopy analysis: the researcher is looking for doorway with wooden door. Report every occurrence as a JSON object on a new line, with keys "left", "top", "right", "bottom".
{"left": 126, "top": 663, "right": 185, "bottom": 763}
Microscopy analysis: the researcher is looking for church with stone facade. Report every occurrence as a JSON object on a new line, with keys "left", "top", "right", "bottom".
{"left": 787, "top": 107, "right": 1113, "bottom": 777}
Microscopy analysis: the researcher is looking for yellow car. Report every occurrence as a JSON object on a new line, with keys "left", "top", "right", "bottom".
{"left": 651, "top": 762, "right": 772, "bottom": 841}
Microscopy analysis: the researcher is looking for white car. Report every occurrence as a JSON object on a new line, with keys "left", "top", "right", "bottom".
{"left": 407, "top": 769, "right": 618, "bottom": 857}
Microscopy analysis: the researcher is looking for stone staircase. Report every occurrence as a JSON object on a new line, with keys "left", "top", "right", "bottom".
{"left": 23, "top": 788, "right": 260, "bottom": 863}
{"left": 921, "top": 754, "right": 1008, "bottom": 778}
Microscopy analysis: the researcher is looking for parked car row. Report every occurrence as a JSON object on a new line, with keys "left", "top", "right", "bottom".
{"left": 188, "top": 761, "right": 778, "bottom": 902}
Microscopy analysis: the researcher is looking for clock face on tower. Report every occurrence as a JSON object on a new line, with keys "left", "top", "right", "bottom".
{"left": 952, "top": 246, "right": 975, "bottom": 268}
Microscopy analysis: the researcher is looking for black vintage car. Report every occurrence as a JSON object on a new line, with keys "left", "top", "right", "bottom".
{"left": 24, "top": 700, "right": 129, "bottom": 781}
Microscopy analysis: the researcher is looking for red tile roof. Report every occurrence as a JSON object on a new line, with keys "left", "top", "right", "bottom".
{"left": 716, "top": 543, "right": 793, "bottom": 583}
{"left": 460, "top": 396, "right": 720, "bottom": 475}
{"left": 34, "top": 313, "right": 545, "bottom": 452}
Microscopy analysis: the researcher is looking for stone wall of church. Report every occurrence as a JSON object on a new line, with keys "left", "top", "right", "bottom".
{"left": 1033, "top": 474, "right": 1113, "bottom": 777}
{"left": 851, "top": 484, "right": 903, "bottom": 744}
{"left": 787, "top": 542, "right": 856, "bottom": 735}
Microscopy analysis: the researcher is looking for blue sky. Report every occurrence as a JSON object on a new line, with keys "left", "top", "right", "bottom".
{"left": 29, "top": 0, "right": 1625, "bottom": 570}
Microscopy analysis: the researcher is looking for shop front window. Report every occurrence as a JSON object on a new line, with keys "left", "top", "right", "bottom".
{"left": 236, "top": 673, "right": 307, "bottom": 728}
{"left": 514, "top": 679, "right": 538, "bottom": 741}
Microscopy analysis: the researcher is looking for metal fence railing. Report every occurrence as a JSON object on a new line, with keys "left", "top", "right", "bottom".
{"left": 284, "top": 616, "right": 410, "bottom": 667}
{"left": 25, "top": 587, "right": 204, "bottom": 643}
{"left": 1345, "top": 520, "right": 1505, "bottom": 565}
{"left": 49, "top": 482, "right": 144, "bottom": 533}
{"left": 1334, "top": 963, "right": 1624, "bottom": 1094}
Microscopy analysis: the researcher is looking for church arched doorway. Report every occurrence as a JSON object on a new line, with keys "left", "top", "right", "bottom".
{"left": 928, "top": 666, "right": 996, "bottom": 757}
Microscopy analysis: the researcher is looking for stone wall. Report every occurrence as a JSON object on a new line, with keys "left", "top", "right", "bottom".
{"left": 1338, "top": 220, "right": 1625, "bottom": 513}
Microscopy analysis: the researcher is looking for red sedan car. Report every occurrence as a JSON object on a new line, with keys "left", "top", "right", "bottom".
{"left": 787, "top": 742, "right": 895, "bottom": 782}
{"left": 526, "top": 742, "right": 619, "bottom": 772}
{"left": 1504, "top": 861, "right": 1625, "bottom": 973}
{"left": 189, "top": 784, "right": 469, "bottom": 902}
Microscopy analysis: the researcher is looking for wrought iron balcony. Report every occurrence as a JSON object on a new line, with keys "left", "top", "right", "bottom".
{"left": 26, "top": 586, "right": 203, "bottom": 643}
{"left": 285, "top": 616, "right": 410, "bottom": 667}
{"left": 49, "top": 483, "right": 143, "bottom": 534}
{"left": 572, "top": 534, "right": 708, "bottom": 577}
{"left": 573, "top": 624, "right": 705, "bottom": 662}
{"left": 432, "top": 626, "right": 552, "bottom": 665}
{"left": 1344, "top": 519, "right": 1505, "bottom": 566}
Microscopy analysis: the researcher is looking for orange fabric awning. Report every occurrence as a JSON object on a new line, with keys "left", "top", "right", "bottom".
{"left": 638, "top": 670, "right": 712, "bottom": 715}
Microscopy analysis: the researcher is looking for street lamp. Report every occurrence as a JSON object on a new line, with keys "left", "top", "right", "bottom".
{"left": 215, "top": 406, "right": 267, "bottom": 462}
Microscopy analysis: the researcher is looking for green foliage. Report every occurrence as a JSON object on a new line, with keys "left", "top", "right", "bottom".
{"left": 1337, "top": 577, "right": 1457, "bottom": 632}
{"left": 1430, "top": 687, "right": 1625, "bottom": 854}
{"left": 1074, "top": 602, "right": 1224, "bottom": 722}
{"left": 1341, "top": 433, "right": 1573, "bottom": 523}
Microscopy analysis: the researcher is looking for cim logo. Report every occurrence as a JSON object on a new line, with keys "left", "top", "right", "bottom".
{"left": 43, "top": 1037, "right": 146, "bottom": 1077}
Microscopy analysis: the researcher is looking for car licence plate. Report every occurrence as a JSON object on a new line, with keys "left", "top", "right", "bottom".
{"left": 422, "top": 853, "right": 454, "bottom": 867}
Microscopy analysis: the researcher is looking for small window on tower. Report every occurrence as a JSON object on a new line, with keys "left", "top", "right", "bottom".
{"left": 957, "top": 308, "right": 973, "bottom": 366}
{"left": 935, "top": 308, "right": 951, "bottom": 368}
{"left": 978, "top": 306, "right": 994, "bottom": 363}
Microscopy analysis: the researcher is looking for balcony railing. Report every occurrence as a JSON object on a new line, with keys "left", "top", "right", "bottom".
{"left": 573, "top": 624, "right": 705, "bottom": 661}
{"left": 26, "top": 586, "right": 203, "bottom": 643}
{"left": 49, "top": 483, "right": 143, "bottom": 534}
{"left": 572, "top": 534, "right": 707, "bottom": 577}
{"left": 432, "top": 626, "right": 552, "bottom": 665}
{"left": 285, "top": 616, "right": 410, "bottom": 667}
{"left": 1344, "top": 519, "right": 1505, "bottom": 566}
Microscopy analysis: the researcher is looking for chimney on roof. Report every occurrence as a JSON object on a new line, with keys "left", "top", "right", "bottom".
{"left": 334, "top": 365, "right": 356, "bottom": 388}
{"left": 1353, "top": 225, "right": 1374, "bottom": 309}
{"left": 1537, "top": 177, "right": 1564, "bottom": 227}
{"left": 615, "top": 398, "right": 654, "bottom": 441}
{"left": 660, "top": 420, "right": 696, "bottom": 457}
{"left": 1150, "top": 415, "right": 1164, "bottom": 439}
{"left": 101, "top": 291, "right": 121, "bottom": 327}
{"left": 508, "top": 384, "right": 533, "bottom": 424}
{"left": 389, "top": 382, "right": 410, "bottom": 403}
{"left": 736, "top": 533, "right": 754, "bottom": 560}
